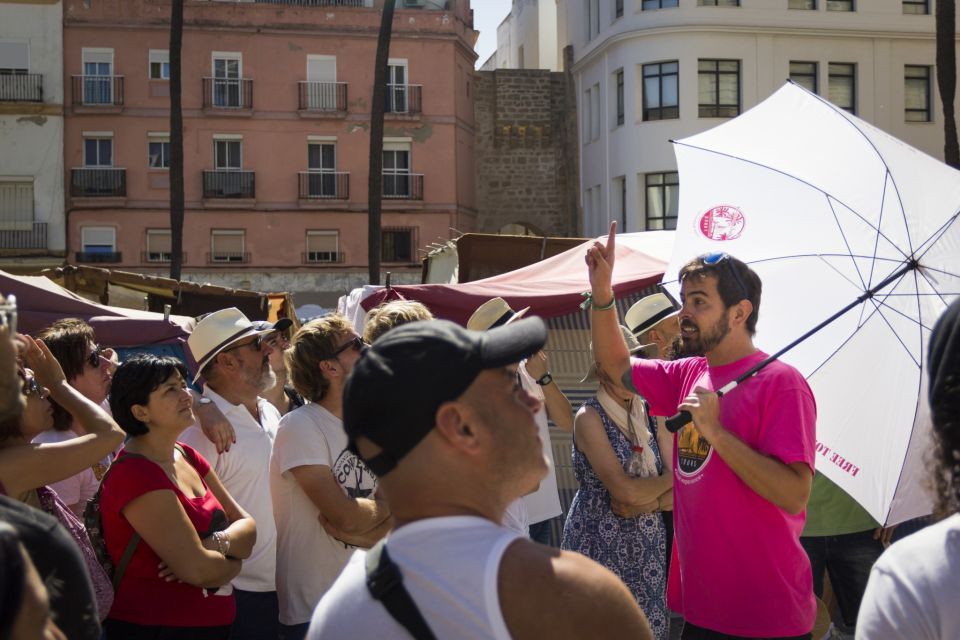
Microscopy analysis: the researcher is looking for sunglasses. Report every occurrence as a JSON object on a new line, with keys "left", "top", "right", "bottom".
{"left": 331, "top": 336, "right": 366, "bottom": 358}
{"left": 223, "top": 334, "right": 264, "bottom": 353}
{"left": 24, "top": 376, "right": 48, "bottom": 400}
{"left": 703, "top": 252, "right": 749, "bottom": 303}
{"left": 87, "top": 344, "right": 104, "bottom": 368}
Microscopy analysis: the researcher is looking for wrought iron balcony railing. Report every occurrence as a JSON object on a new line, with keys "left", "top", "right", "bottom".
{"left": 385, "top": 84, "right": 422, "bottom": 114}
{"left": 70, "top": 168, "right": 126, "bottom": 197}
{"left": 302, "top": 251, "right": 345, "bottom": 264}
{"left": 0, "top": 222, "right": 47, "bottom": 250}
{"left": 71, "top": 75, "right": 124, "bottom": 107}
{"left": 207, "top": 251, "right": 250, "bottom": 264}
{"left": 382, "top": 172, "right": 423, "bottom": 200}
{"left": 298, "top": 81, "right": 348, "bottom": 112}
{"left": 298, "top": 171, "right": 349, "bottom": 199}
{"left": 202, "top": 170, "right": 255, "bottom": 199}
{"left": 0, "top": 74, "right": 42, "bottom": 102}
{"left": 76, "top": 251, "right": 121, "bottom": 263}
{"left": 203, "top": 77, "right": 253, "bottom": 109}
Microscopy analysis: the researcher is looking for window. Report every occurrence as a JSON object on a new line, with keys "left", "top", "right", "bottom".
{"left": 82, "top": 48, "right": 113, "bottom": 105}
{"left": 642, "top": 0, "right": 678, "bottom": 7}
{"left": 145, "top": 229, "right": 172, "bottom": 262}
{"left": 788, "top": 0, "right": 816, "bottom": 8}
{"left": 84, "top": 137, "right": 113, "bottom": 166}
{"left": 591, "top": 82, "right": 600, "bottom": 140}
{"left": 148, "top": 134, "right": 170, "bottom": 168}
{"left": 383, "top": 141, "right": 412, "bottom": 197}
{"left": 789, "top": 61, "right": 818, "bottom": 94}
{"left": 212, "top": 53, "right": 241, "bottom": 108}
{"left": 829, "top": 62, "right": 856, "bottom": 113}
{"left": 149, "top": 50, "right": 169, "bottom": 80}
{"left": 0, "top": 181, "right": 34, "bottom": 230}
{"left": 645, "top": 172, "right": 679, "bottom": 230}
{"left": 615, "top": 0, "right": 624, "bottom": 19}
{"left": 386, "top": 59, "right": 409, "bottom": 112}
{"left": 210, "top": 230, "right": 245, "bottom": 263}
{"left": 903, "top": 0, "right": 929, "bottom": 14}
{"left": 382, "top": 228, "right": 414, "bottom": 262}
{"left": 214, "top": 139, "right": 242, "bottom": 170}
{"left": 905, "top": 65, "right": 932, "bottom": 122}
{"left": 826, "top": 0, "right": 853, "bottom": 10}
{"left": 305, "top": 55, "right": 338, "bottom": 110}
{"left": 612, "top": 176, "right": 626, "bottom": 231}
{"left": 614, "top": 69, "right": 624, "bottom": 126}
{"left": 307, "top": 142, "right": 337, "bottom": 197}
{"left": 586, "top": 0, "right": 599, "bottom": 41}
{"left": 643, "top": 61, "right": 679, "bottom": 120}
{"left": 0, "top": 42, "right": 28, "bottom": 75}
{"left": 583, "top": 87, "right": 592, "bottom": 144}
{"left": 305, "top": 231, "right": 339, "bottom": 263}
{"left": 697, "top": 0, "right": 739, "bottom": 5}
{"left": 81, "top": 227, "right": 116, "bottom": 254}
{"left": 698, "top": 59, "right": 740, "bottom": 118}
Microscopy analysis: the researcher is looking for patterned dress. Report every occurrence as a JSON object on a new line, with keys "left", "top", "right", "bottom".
{"left": 561, "top": 397, "right": 667, "bottom": 640}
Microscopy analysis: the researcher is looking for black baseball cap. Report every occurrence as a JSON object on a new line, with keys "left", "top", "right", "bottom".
{"left": 344, "top": 317, "right": 547, "bottom": 476}
{"left": 251, "top": 318, "right": 293, "bottom": 333}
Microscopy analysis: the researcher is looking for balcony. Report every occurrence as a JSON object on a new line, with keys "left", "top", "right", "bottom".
{"left": 141, "top": 251, "right": 187, "bottom": 264}
{"left": 298, "top": 171, "right": 349, "bottom": 200}
{"left": 0, "top": 74, "right": 42, "bottom": 102}
{"left": 385, "top": 84, "right": 422, "bottom": 115}
{"left": 70, "top": 168, "right": 126, "bottom": 198}
{"left": 255, "top": 0, "right": 369, "bottom": 5}
{"left": 207, "top": 251, "right": 250, "bottom": 264}
{"left": 382, "top": 172, "right": 423, "bottom": 200}
{"left": 298, "top": 81, "right": 347, "bottom": 114}
{"left": 302, "top": 251, "right": 345, "bottom": 264}
{"left": 76, "top": 251, "right": 121, "bottom": 264}
{"left": 71, "top": 75, "right": 124, "bottom": 107}
{"left": 0, "top": 222, "right": 46, "bottom": 250}
{"left": 202, "top": 170, "right": 255, "bottom": 199}
{"left": 202, "top": 77, "right": 253, "bottom": 110}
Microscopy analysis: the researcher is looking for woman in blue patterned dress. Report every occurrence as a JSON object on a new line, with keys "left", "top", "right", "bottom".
{"left": 561, "top": 360, "right": 673, "bottom": 640}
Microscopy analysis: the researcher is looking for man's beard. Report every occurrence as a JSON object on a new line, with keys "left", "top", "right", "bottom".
{"left": 680, "top": 312, "right": 730, "bottom": 356}
{"left": 244, "top": 358, "right": 277, "bottom": 393}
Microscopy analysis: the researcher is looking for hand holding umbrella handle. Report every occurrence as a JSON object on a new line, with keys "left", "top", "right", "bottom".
{"left": 663, "top": 380, "right": 740, "bottom": 433}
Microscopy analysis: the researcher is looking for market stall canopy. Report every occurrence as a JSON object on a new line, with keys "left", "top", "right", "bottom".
{"left": 0, "top": 270, "right": 194, "bottom": 346}
{"left": 360, "top": 231, "right": 675, "bottom": 325}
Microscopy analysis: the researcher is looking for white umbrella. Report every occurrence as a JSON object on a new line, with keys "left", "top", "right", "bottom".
{"left": 662, "top": 82, "right": 960, "bottom": 526}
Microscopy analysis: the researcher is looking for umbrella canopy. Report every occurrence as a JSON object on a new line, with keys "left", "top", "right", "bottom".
{"left": 664, "top": 82, "right": 960, "bottom": 526}
{"left": 360, "top": 231, "right": 674, "bottom": 325}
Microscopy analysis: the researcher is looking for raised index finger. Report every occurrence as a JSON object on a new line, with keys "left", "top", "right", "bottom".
{"left": 605, "top": 221, "right": 617, "bottom": 256}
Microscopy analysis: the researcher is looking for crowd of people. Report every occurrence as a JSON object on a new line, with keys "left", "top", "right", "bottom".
{"left": 0, "top": 223, "right": 958, "bottom": 639}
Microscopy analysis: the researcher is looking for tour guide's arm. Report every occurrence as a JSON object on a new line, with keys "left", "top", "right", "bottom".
{"left": 585, "top": 222, "right": 634, "bottom": 390}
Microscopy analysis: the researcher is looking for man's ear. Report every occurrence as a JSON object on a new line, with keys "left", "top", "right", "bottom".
{"left": 318, "top": 359, "right": 338, "bottom": 378}
{"left": 732, "top": 299, "right": 753, "bottom": 327}
{"left": 433, "top": 401, "right": 482, "bottom": 454}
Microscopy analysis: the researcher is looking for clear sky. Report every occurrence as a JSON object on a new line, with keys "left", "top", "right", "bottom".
{"left": 472, "top": 0, "right": 513, "bottom": 69}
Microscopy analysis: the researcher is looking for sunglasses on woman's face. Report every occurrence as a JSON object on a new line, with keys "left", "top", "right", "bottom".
{"left": 24, "top": 376, "right": 48, "bottom": 400}
{"left": 87, "top": 344, "right": 104, "bottom": 369}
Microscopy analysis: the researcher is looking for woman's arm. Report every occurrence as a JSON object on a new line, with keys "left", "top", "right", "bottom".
{"left": 123, "top": 489, "right": 241, "bottom": 589}
{"left": 202, "top": 468, "right": 257, "bottom": 560}
{"left": 574, "top": 406, "right": 672, "bottom": 507}
{"left": 0, "top": 338, "right": 124, "bottom": 497}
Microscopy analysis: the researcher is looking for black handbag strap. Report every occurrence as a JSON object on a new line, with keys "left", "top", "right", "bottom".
{"left": 365, "top": 540, "right": 437, "bottom": 640}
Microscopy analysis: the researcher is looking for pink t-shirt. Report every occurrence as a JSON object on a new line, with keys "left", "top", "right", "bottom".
{"left": 632, "top": 351, "right": 817, "bottom": 637}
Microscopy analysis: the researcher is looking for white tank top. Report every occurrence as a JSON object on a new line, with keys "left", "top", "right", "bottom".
{"left": 307, "top": 516, "right": 523, "bottom": 640}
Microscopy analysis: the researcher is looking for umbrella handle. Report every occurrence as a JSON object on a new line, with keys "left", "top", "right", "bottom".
{"left": 663, "top": 380, "right": 738, "bottom": 434}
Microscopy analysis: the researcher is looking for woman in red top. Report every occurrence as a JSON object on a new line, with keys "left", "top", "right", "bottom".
{"left": 102, "top": 354, "right": 256, "bottom": 639}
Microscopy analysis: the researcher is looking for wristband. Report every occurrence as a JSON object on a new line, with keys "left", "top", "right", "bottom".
{"left": 580, "top": 291, "right": 616, "bottom": 311}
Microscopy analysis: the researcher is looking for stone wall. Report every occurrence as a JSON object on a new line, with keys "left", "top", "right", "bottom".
{"left": 474, "top": 54, "right": 580, "bottom": 237}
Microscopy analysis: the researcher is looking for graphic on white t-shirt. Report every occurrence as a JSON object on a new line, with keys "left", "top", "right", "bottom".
{"left": 331, "top": 449, "right": 377, "bottom": 499}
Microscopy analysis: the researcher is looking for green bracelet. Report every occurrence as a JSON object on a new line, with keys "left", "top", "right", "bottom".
{"left": 580, "top": 291, "right": 616, "bottom": 311}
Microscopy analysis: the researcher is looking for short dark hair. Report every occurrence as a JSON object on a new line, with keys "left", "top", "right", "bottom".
{"left": 35, "top": 319, "right": 96, "bottom": 431}
{"left": 109, "top": 354, "right": 190, "bottom": 437}
{"left": 679, "top": 254, "right": 762, "bottom": 335}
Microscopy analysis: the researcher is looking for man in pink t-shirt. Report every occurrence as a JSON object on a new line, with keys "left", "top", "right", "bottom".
{"left": 586, "top": 223, "right": 816, "bottom": 639}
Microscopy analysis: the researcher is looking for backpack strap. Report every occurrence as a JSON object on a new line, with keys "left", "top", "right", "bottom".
{"left": 365, "top": 540, "right": 437, "bottom": 640}
{"left": 94, "top": 451, "right": 147, "bottom": 591}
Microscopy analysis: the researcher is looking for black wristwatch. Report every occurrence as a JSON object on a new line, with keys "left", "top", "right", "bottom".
{"left": 535, "top": 373, "right": 553, "bottom": 386}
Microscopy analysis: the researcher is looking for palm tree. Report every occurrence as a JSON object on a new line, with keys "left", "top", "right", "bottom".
{"left": 367, "top": 0, "right": 396, "bottom": 285}
{"left": 936, "top": 0, "right": 959, "bottom": 168}
{"left": 169, "top": 0, "right": 185, "bottom": 279}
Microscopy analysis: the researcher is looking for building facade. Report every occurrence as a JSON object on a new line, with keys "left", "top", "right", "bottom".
{"left": 63, "top": 0, "right": 477, "bottom": 307}
{"left": 481, "top": 0, "right": 560, "bottom": 71}
{"left": 558, "top": 0, "right": 955, "bottom": 237}
{"left": 0, "top": 0, "right": 65, "bottom": 272}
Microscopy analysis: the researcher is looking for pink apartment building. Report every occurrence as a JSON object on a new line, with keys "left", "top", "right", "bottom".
{"left": 64, "top": 0, "right": 477, "bottom": 307}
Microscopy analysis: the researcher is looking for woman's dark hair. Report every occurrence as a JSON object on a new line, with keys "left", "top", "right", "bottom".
{"left": 0, "top": 521, "right": 26, "bottom": 639}
{"left": 928, "top": 298, "right": 960, "bottom": 519}
{"left": 109, "top": 354, "right": 190, "bottom": 436}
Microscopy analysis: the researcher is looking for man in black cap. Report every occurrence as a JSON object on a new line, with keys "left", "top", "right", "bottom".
{"left": 252, "top": 318, "right": 304, "bottom": 417}
{"left": 306, "top": 318, "right": 652, "bottom": 639}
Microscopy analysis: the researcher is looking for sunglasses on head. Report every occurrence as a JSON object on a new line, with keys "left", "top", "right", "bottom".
{"left": 331, "top": 336, "right": 366, "bottom": 358}
{"left": 87, "top": 344, "right": 104, "bottom": 368}
{"left": 703, "top": 252, "right": 749, "bottom": 303}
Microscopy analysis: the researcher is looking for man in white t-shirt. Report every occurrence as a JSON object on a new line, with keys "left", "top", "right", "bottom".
{"left": 180, "top": 307, "right": 282, "bottom": 640}
{"left": 270, "top": 314, "right": 389, "bottom": 639}
{"left": 467, "top": 298, "right": 573, "bottom": 541}
{"left": 307, "top": 318, "right": 652, "bottom": 639}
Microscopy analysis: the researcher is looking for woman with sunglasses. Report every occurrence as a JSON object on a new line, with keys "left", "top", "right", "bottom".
{"left": 0, "top": 334, "right": 125, "bottom": 622}
{"left": 101, "top": 354, "right": 256, "bottom": 639}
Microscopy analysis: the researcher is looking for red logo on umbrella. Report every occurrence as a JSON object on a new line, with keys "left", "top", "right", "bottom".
{"left": 699, "top": 205, "right": 745, "bottom": 241}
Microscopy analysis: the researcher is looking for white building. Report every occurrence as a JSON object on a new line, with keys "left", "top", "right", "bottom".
{"left": 0, "top": 0, "right": 64, "bottom": 270}
{"left": 481, "top": 0, "right": 561, "bottom": 71}
{"left": 557, "top": 0, "right": 953, "bottom": 236}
